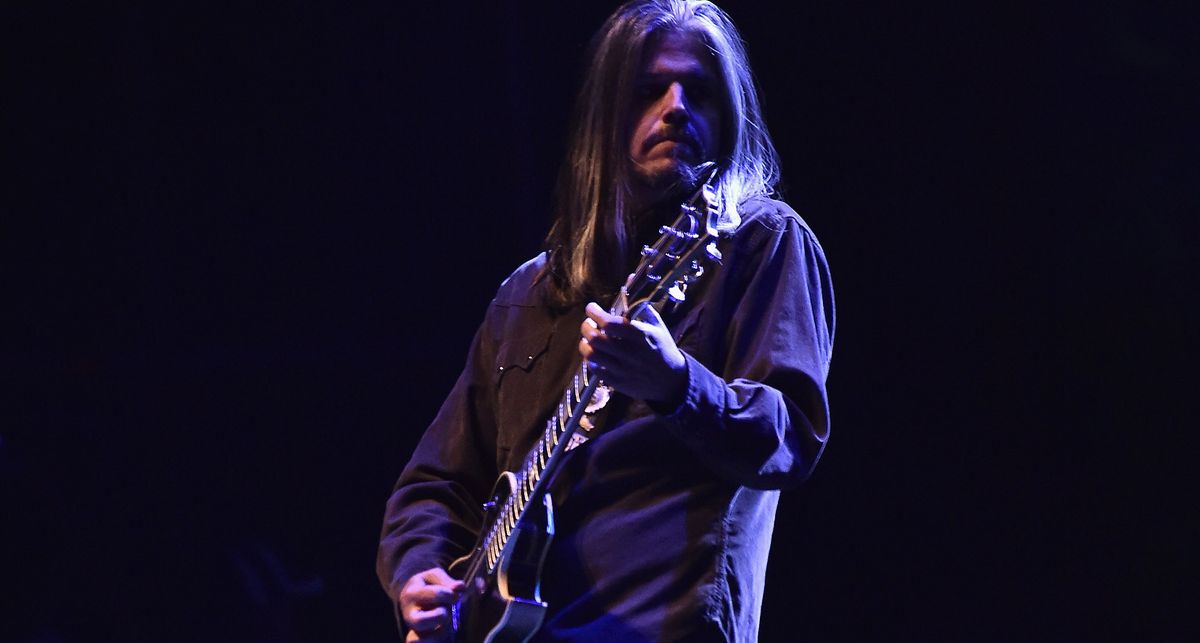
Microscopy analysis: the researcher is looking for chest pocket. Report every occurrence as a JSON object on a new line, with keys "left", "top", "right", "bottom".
{"left": 493, "top": 327, "right": 554, "bottom": 386}
{"left": 492, "top": 314, "right": 558, "bottom": 459}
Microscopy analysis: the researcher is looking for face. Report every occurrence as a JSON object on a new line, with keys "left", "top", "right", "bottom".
{"left": 627, "top": 30, "right": 724, "bottom": 196}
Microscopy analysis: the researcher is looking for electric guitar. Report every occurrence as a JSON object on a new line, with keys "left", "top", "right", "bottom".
{"left": 447, "top": 164, "right": 725, "bottom": 642}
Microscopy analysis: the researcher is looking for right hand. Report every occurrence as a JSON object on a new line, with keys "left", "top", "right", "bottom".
{"left": 399, "top": 567, "right": 465, "bottom": 642}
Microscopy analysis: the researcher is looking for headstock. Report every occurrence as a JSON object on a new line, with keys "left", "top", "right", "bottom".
{"left": 615, "top": 163, "right": 723, "bottom": 316}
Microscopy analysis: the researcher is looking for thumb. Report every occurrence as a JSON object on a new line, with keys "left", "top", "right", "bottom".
{"left": 629, "top": 303, "right": 667, "bottom": 329}
{"left": 422, "top": 567, "right": 464, "bottom": 590}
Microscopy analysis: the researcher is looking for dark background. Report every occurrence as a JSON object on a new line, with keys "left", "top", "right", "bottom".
{"left": 5, "top": 1, "right": 1195, "bottom": 641}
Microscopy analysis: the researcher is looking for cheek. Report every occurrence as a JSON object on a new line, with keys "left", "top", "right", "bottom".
{"left": 628, "top": 128, "right": 642, "bottom": 160}
{"left": 700, "top": 110, "right": 722, "bottom": 150}
{"left": 629, "top": 113, "right": 654, "bottom": 156}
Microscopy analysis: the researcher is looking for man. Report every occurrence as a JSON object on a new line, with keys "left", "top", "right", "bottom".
{"left": 377, "top": 1, "right": 834, "bottom": 641}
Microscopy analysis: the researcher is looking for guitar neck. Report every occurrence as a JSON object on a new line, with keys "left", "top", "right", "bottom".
{"left": 475, "top": 163, "right": 723, "bottom": 575}
{"left": 478, "top": 360, "right": 601, "bottom": 573}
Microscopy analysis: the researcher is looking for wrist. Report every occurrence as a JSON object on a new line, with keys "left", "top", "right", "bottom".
{"left": 649, "top": 351, "right": 689, "bottom": 414}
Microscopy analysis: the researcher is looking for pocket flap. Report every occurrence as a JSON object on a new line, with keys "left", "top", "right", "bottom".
{"left": 494, "top": 326, "right": 555, "bottom": 385}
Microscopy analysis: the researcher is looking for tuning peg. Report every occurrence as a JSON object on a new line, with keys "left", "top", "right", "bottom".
{"left": 668, "top": 283, "right": 687, "bottom": 303}
{"left": 705, "top": 241, "right": 722, "bottom": 263}
{"left": 641, "top": 245, "right": 656, "bottom": 257}
{"left": 658, "top": 225, "right": 695, "bottom": 239}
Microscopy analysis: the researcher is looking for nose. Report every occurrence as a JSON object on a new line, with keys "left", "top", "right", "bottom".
{"left": 662, "top": 81, "right": 689, "bottom": 125}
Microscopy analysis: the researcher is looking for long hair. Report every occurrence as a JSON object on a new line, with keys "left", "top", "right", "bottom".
{"left": 542, "top": 0, "right": 781, "bottom": 307}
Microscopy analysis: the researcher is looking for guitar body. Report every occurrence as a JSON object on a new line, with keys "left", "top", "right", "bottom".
{"left": 449, "top": 472, "right": 555, "bottom": 643}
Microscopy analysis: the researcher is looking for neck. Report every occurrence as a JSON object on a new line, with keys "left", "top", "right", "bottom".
{"left": 630, "top": 199, "right": 681, "bottom": 246}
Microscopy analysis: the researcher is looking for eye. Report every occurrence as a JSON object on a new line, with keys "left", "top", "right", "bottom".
{"left": 634, "top": 83, "right": 662, "bottom": 101}
{"left": 685, "top": 82, "right": 712, "bottom": 105}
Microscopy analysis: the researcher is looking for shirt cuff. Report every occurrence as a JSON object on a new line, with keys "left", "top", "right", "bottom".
{"left": 652, "top": 352, "right": 725, "bottom": 437}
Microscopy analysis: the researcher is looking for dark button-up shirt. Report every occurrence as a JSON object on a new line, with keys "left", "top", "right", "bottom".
{"left": 378, "top": 197, "right": 835, "bottom": 642}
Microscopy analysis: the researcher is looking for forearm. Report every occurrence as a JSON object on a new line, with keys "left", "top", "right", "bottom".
{"left": 377, "top": 477, "right": 483, "bottom": 599}
{"left": 653, "top": 203, "right": 835, "bottom": 489}
{"left": 377, "top": 322, "right": 501, "bottom": 599}
{"left": 656, "top": 352, "right": 828, "bottom": 489}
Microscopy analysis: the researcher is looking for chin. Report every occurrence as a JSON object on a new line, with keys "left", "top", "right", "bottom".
{"left": 636, "top": 159, "right": 700, "bottom": 196}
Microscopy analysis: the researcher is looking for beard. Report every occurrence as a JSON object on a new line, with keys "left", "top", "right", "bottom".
{"left": 632, "top": 157, "right": 706, "bottom": 207}
{"left": 628, "top": 159, "right": 716, "bottom": 245}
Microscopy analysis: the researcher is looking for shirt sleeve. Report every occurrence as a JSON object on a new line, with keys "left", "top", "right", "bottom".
{"left": 656, "top": 206, "right": 835, "bottom": 490}
{"left": 375, "top": 310, "right": 501, "bottom": 615}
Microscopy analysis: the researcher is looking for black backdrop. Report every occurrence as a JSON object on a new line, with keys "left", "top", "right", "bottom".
{"left": 5, "top": 1, "right": 1195, "bottom": 641}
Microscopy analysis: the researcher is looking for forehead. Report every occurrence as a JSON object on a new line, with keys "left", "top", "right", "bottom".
{"left": 639, "top": 29, "right": 719, "bottom": 78}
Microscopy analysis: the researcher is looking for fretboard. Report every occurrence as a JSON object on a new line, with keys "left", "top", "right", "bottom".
{"left": 481, "top": 361, "right": 602, "bottom": 572}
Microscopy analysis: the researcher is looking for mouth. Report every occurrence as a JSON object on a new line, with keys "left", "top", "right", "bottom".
{"left": 646, "top": 132, "right": 700, "bottom": 155}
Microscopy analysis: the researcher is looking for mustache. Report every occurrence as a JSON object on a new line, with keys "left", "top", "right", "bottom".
{"left": 643, "top": 128, "right": 703, "bottom": 155}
